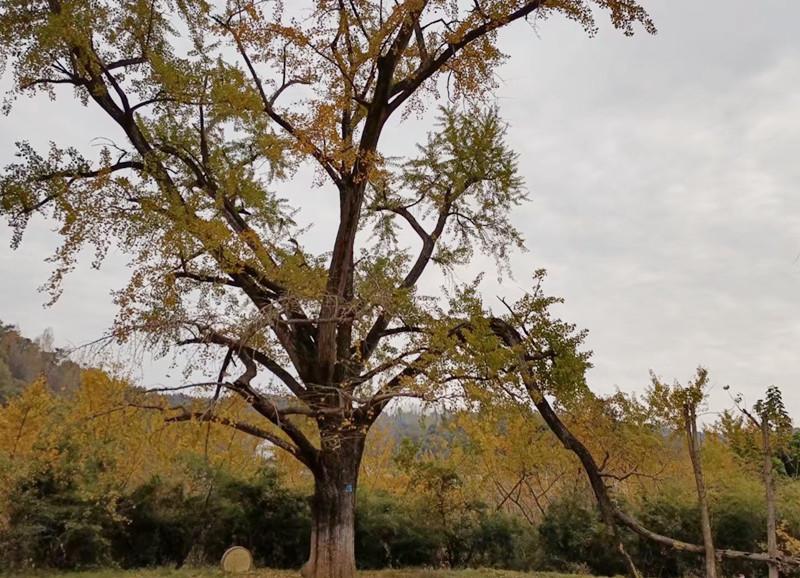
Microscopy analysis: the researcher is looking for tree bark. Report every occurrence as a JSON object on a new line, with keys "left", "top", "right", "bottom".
{"left": 762, "top": 421, "right": 780, "bottom": 578}
{"left": 301, "top": 430, "right": 365, "bottom": 578}
{"left": 684, "top": 404, "right": 718, "bottom": 578}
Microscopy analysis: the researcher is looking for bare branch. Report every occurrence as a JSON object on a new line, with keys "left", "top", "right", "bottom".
{"left": 34, "top": 160, "right": 144, "bottom": 182}
{"left": 20, "top": 77, "right": 84, "bottom": 90}
{"left": 215, "top": 16, "right": 343, "bottom": 186}
{"left": 106, "top": 56, "right": 147, "bottom": 70}
{"left": 172, "top": 271, "right": 241, "bottom": 287}
{"left": 179, "top": 330, "right": 307, "bottom": 399}
{"left": 166, "top": 406, "right": 305, "bottom": 462}
{"left": 361, "top": 190, "right": 452, "bottom": 361}
{"left": 388, "top": 1, "right": 546, "bottom": 114}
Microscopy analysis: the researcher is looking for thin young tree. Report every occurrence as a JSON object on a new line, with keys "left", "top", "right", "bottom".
{"left": 0, "top": 2, "right": 655, "bottom": 576}
{"left": 732, "top": 386, "right": 794, "bottom": 578}
{"left": 648, "top": 367, "right": 718, "bottom": 578}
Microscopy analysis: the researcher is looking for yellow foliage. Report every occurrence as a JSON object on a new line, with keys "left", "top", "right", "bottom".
{"left": 0, "top": 370, "right": 271, "bottom": 525}
{"left": 0, "top": 378, "right": 58, "bottom": 462}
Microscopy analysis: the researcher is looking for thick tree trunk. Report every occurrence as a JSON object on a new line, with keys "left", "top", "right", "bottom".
{"left": 301, "top": 431, "right": 365, "bottom": 578}
{"left": 762, "top": 422, "right": 780, "bottom": 578}
{"left": 684, "top": 404, "right": 718, "bottom": 578}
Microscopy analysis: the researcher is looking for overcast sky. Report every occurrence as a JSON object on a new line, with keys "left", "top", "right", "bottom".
{"left": 2, "top": 0, "right": 800, "bottom": 418}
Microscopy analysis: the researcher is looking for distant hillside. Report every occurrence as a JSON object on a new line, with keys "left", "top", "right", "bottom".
{"left": 0, "top": 322, "right": 81, "bottom": 402}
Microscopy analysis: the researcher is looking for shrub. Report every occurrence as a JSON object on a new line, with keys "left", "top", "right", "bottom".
{"left": 537, "top": 494, "right": 627, "bottom": 577}
{"left": 0, "top": 465, "right": 115, "bottom": 570}
{"left": 112, "top": 468, "right": 310, "bottom": 569}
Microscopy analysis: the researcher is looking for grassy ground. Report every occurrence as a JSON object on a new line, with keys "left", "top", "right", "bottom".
{"left": 5, "top": 569, "right": 600, "bottom": 578}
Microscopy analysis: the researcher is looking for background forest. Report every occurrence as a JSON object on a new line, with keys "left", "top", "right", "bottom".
{"left": 1, "top": 323, "right": 799, "bottom": 576}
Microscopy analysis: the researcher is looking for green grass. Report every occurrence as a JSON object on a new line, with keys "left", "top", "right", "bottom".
{"left": 5, "top": 569, "right": 600, "bottom": 578}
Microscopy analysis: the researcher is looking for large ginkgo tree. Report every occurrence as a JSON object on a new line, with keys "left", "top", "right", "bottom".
{"left": 0, "top": 1, "right": 654, "bottom": 576}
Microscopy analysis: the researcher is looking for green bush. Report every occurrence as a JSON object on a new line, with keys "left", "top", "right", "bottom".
{"left": 0, "top": 466, "right": 115, "bottom": 570}
{"left": 632, "top": 484, "right": 784, "bottom": 578}
{"left": 355, "top": 490, "right": 535, "bottom": 571}
{"left": 0, "top": 464, "right": 311, "bottom": 571}
{"left": 4, "top": 454, "right": 797, "bottom": 575}
{"left": 633, "top": 488, "right": 703, "bottom": 578}
{"left": 110, "top": 479, "right": 196, "bottom": 568}
{"left": 112, "top": 468, "right": 310, "bottom": 569}
{"left": 355, "top": 490, "right": 440, "bottom": 568}
{"left": 467, "top": 509, "right": 536, "bottom": 570}
{"left": 537, "top": 494, "right": 628, "bottom": 577}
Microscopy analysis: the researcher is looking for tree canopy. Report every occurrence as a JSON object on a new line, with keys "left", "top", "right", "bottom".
{"left": 0, "top": 2, "right": 658, "bottom": 576}
{"left": 0, "top": 0, "right": 654, "bottom": 478}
